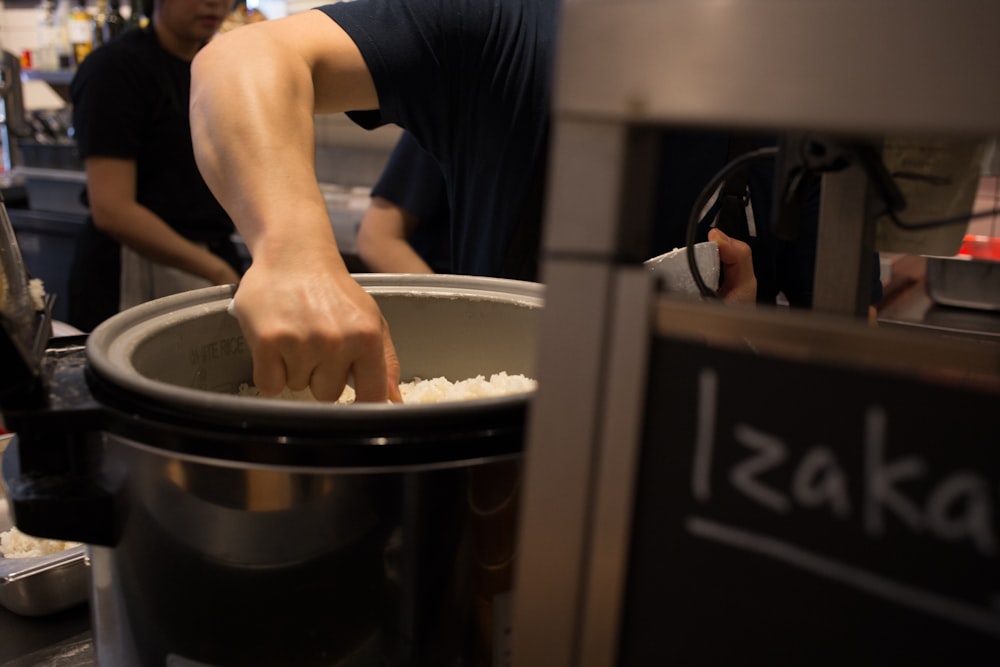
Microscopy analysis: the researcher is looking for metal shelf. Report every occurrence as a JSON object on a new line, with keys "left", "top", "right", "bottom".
{"left": 20, "top": 68, "right": 75, "bottom": 87}
{"left": 513, "top": 2, "right": 1000, "bottom": 666}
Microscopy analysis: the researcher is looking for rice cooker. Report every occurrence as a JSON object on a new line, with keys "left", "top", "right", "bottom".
{"left": 1, "top": 200, "right": 541, "bottom": 666}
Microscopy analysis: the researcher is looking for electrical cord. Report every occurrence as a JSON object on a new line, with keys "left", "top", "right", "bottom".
{"left": 682, "top": 140, "right": 999, "bottom": 299}
{"left": 684, "top": 146, "right": 780, "bottom": 299}
{"left": 881, "top": 203, "right": 1000, "bottom": 231}
{"left": 859, "top": 146, "right": 1000, "bottom": 231}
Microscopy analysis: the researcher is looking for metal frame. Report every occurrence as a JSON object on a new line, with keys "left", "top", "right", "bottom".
{"left": 0, "top": 51, "right": 28, "bottom": 173}
{"left": 512, "top": 1, "right": 1000, "bottom": 665}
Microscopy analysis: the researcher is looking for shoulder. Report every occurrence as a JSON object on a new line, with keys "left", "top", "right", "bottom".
{"left": 320, "top": 0, "right": 552, "bottom": 45}
{"left": 321, "top": 0, "right": 555, "bottom": 115}
{"left": 76, "top": 28, "right": 157, "bottom": 76}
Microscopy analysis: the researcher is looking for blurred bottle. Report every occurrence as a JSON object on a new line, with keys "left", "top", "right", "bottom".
{"left": 68, "top": 0, "right": 94, "bottom": 66}
{"left": 103, "top": 0, "right": 126, "bottom": 42}
{"left": 220, "top": 0, "right": 267, "bottom": 34}
{"left": 53, "top": 0, "right": 73, "bottom": 69}
{"left": 123, "top": 0, "right": 147, "bottom": 30}
{"left": 34, "top": 0, "right": 61, "bottom": 71}
{"left": 91, "top": 0, "right": 107, "bottom": 49}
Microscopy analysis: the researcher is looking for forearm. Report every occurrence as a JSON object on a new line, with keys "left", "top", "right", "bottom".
{"left": 187, "top": 12, "right": 399, "bottom": 404}
{"left": 191, "top": 22, "right": 332, "bottom": 261}
{"left": 92, "top": 203, "right": 235, "bottom": 283}
{"left": 359, "top": 236, "right": 434, "bottom": 274}
{"left": 356, "top": 200, "right": 434, "bottom": 274}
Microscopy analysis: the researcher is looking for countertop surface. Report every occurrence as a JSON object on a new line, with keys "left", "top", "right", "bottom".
{"left": 881, "top": 299, "right": 1000, "bottom": 341}
{"left": 0, "top": 603, "right": 93, "bottom": 667}
{"left": 1, "top": 434, "right": 92, "bottom": 667}
{"left": 878, "top": 276, "right": 1000, "bottom": 343}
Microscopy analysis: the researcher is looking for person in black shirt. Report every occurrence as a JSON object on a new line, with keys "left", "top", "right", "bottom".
{"left": 67, "top": 0, "right": 241, "bottom": 332}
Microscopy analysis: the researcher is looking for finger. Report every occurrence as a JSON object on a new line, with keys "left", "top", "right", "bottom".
{"left": 308, "top": 358, "right": 351, "bottom": 402}
{"left": 301, "top": 330, "right": 356, "bottom": 402}
{"left": 277, "top": 331, "right": 342, "bottom": 392}
{"left": 351, "top": 348, "right": 389, "bottom": 403}
{"left": 381, "top": 318, "right": 403, "bottom": 403}
{"left": 708, "top": 228, "right": 745, "bottom": 265}
{"left": 281, "top": 351, "right": 317, "bottom": 391}
{"left": 233, "top": 294, "right": 289, "bottom": 396}
{"left": 242, "top": 317, "right": 329, "bottom": 397}
{"left": 251, "top": 343, "right": 289, "bottom": 397}
{"left": 345, "top": 314, "right": 393, "bottom": 403}
{"left": 387, "top": 380, "right": 403, "bottom": 404}
{"left": 708, "top": 228, "right": 757, "bottom": 304}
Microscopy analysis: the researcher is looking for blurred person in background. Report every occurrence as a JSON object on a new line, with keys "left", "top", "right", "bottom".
{"left": 218, "top": 0, "right": 267, "bottom": 34}
{"left": 66, "top": 0, "right": 244, "bottom": 332}
{"left": 356, "top": 131, "right": 451, "bottom": 274}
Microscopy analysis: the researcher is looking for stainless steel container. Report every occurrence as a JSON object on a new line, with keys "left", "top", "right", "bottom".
{"left": 1, "top": 275, "right": 542, "bottom": 667}
{"left": 925, "top": 235, "right": 1000, "bottom": 311}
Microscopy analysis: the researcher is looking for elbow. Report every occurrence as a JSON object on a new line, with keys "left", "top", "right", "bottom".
{"left": 191, "top": 28, "right": 259, "bottom": 99}
{"left": 88, "top": 194, "right": 134, "bottom": 241}
{"left": 354, "top": 223, "right": 380, "bottom": 267}
{"left": 89, "top": 204, "right": 122, "bottom": 239}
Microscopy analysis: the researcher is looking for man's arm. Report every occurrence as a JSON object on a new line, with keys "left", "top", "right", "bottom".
{"left": 357, "top": 131, "right": 449, "bottom": 274}
{"left": 356, "top": 197, "right": 435, "bottom": 274}
{"left": 190, "top": 11, "right": 401, "bottom": 403}
{"left": 85, "top": 157, "right": 239, "bottom": 286}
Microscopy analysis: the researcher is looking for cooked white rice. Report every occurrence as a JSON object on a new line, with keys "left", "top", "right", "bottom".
{"left": 29, "top": 278, "right": 46, "bottom": 311}
{"left": 0, "top": 275, "right": 45, "bottom": 314}
{"left": 237, "top": 372, "right": 536, "bottom": 404}
{"left": 0, "top": 525, "right": 80, "bottom": 559}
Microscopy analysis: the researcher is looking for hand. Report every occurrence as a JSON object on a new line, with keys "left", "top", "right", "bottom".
{"left": 230, "top": 243, "right": 402, "bottom": 403}
{"left": 709, "top": 228, "right": 757, "bottom": 305}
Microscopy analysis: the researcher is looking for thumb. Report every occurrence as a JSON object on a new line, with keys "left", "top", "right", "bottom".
{"left": 708, "top": 228, "right": 757, "bottom": 305}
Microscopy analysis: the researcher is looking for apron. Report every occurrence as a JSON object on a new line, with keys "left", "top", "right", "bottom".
{"left": 119, "top": 245, "right": 213, "bottom": 311}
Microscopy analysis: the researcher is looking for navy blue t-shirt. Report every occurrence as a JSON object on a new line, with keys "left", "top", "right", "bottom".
{"left": 320, "top": 0, "right": 558, "bottom": 281}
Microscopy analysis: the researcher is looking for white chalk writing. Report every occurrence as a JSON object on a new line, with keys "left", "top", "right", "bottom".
{"left": 693, "top": 368, "right": 997, "bottom": 557}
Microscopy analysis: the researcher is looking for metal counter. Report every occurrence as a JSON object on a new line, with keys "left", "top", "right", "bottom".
{"left": 0, "top": 603, "right": 93, "bottom": 667}
{"left": 878, "top": 278, "right": 1000, "bottom": 346}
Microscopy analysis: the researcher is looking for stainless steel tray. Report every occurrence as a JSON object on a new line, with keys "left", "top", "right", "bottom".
{"left": 1, "top": 436, "right": 90, "bottom": 617}
{"left": 925, "top": 236, "right": 1000, "bottom": 311}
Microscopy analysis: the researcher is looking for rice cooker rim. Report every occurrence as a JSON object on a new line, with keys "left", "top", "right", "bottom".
{"left": 83, "top": 276, "right": 543, "bottom": 467}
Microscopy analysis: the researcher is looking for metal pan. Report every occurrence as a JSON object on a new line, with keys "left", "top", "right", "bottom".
{"left": 925, "top": 235, "right": 1000, "bottom": 311}
{"left": 0, "top": 434, "right": 89, "bottom": 616}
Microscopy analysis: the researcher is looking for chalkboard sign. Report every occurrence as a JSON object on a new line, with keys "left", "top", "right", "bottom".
{"left": 619, "top": 335, "right": 1000, "bottom": 666}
